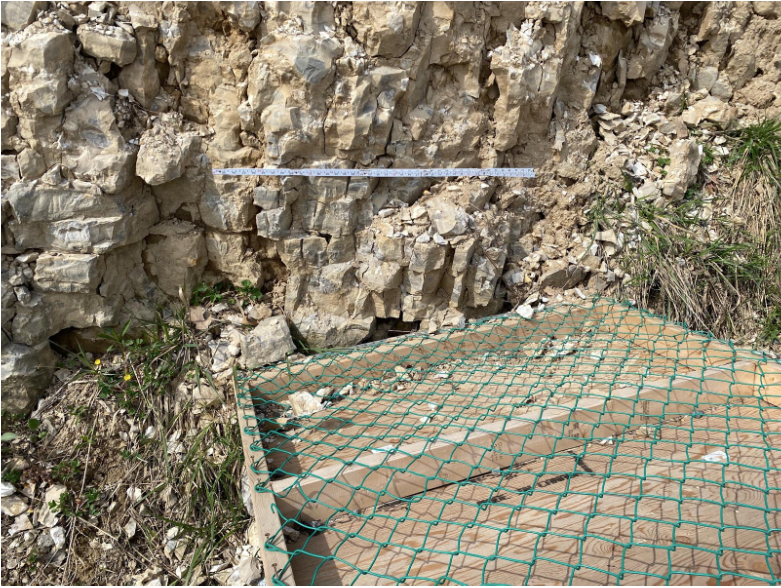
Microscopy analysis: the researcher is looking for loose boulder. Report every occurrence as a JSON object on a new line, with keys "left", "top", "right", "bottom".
{"left": 239, "top": 316, "right": 296, "bottom": 369}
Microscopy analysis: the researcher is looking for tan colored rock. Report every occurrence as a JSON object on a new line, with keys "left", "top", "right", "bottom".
{"left": 143, "top": 220, "right": 207, "bottom": 298}
{"left": 626, "top": 6, "right": 678, "bottom": 80}
{"left": 33, "top": 252, "right": 106, "bottom": 293}
{"left": 1, "top": 1, "right": 47, "bottom": 31}
{"left": 39, "top": 484, "right": 67, "bottom": 527}
{"left": 0, "top": 342, "right": 57, "bottom": 413}
{"left": 600, "top": 2, "right": 646, "bottom": 26}
{"left": 540, "top": 262, "right": 587, "bottom": 290}
{"left": 99, "top": 242, "right": 154, "bottom": 301}
{"left": 239, "top": 315, "right": 296, "bottom": 368}
{"left": 14, "top": 115, "right": 62, "bottom": 170}
{"left": 77, "top": 24, "right": 137, "bottom": 66}
{"left": 424, "top": 196, "right": 469, "bottom": 237}
{"left": 1, "top": 154, "right": 19, "bottom": 183}
{"left": 8, "top": 31, "right": 74, "bottom": 117}
{"left": 0, "top": 494, "right": 28, "bottom": 517}
{"left": 256, "top": 208, "right": 292, "bottom": 240}
{"left": 1, "top": 100, "right": 18, "bottom": 150}
{"left": 357, "top": 261, "right": 403, "bottom": 293}
{"left": 681, "top": 96, "right": 737, "bottom": 129}
{"left": 753, "top": 2, "right": 781, "bottom": 18}
{"left": 324, "top": 65, "right": 408, "bottom": 159}
{"left": 409, "top": 241, "right": 447, "bottom": 273}
{"left": 200, "top": 176, "right": 255, "bottom": 232}
{"left": 5, "top": 178, "right": 159, "bottom": 254}
{"left": 490, "top": 9, "right": 579, "bottom": 151}
{"left": 247, "top": 33, "right": 341, "bottom": 163}
{"left": 136, "top": 128, "right": 198, "bottom": 186}
{"left": 295, "top": 177, "right": 360, "bottom": 238}
{"left": 151, "top": 170, "right": 204, "bottom": 221}
{"left": 204, "top": 230, "right": 263, "bottom": 288}
{"left": 61, "top": 95, "right": 136, "bottom": 194}
{"left": 12, "top": 292, "right": 122, "bottom": 346}
{"left": 352, "top": 2, "right": 421, "bottom": 58}
{"left": 118, "top": 26, "right": 159, "bottom": 109}
{"left": 17, "top": 148, "right": 45, "bottom": 180}
{"left": 218, "top": 1, "right": 260, "bottom": 32}
{"left": 662, "top": 140, "right": 702, "bottom": 201}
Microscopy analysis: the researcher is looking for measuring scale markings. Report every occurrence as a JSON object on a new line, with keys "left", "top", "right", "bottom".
{"left": 213, "top": 167, "right": 536, "bottom": 178}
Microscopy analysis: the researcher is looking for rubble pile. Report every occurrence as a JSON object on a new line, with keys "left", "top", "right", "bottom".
{"left": 3, "top": 1, "right": 781, "bottom": 411}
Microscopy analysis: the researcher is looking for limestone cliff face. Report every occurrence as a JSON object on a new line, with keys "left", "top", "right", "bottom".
{"left": 2, "top": 1, "right": 780, "bottom": 410}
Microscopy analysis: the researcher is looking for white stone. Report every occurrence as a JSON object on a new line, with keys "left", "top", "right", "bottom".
{"left": 50, "top": 526, "right": 66, "bottom": 549}
{"left": 1, "top": 495, "right": 28, "bottom": 517}
{"left": 239, "top": 316, "right": 296, "bottom": 369}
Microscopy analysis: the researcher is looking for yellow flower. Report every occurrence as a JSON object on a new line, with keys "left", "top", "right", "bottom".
{"left": 124, "top": 374, "right": 132, "bottom": 382}
{"left": 94, "top": 359, "right": 101, "bottom": 366}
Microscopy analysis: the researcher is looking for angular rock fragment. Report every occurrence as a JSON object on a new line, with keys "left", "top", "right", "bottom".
{"left": 0, "top": 494, "right": 28, "bottom": 517}
{"left": 33, "top": 252, "right": 106, "bottom": 293}
{"left": 136, "top": 127, "right": 198, "bottom": 186}
{"left": 352, "top": 2, "right": 421, "bottom": 57}
{"left": 17, "top": 148, "right": 46, "bottom": 180}
{"left": 239, "top": 316, "right": 296, "bottom": 369}
{"left": 600, "top": 2, "right": 646, "bottom": 26}
{"left": 1, "top": 1, "right": 47, "bottom": 30}
{"left": 8, "top": 31, "right": 74, "bottom": 117}
{"left": 143, "top": 220, "right": 207, "bottom": 298}
{"left": 61, "top": 95, "right": 137, "bottom": 194}
{"left": 5, "top": 178, "right": 158, "bottom": 254}
{"left": 204, "top": 230, "right": 263, "bottom": 288}
{"left": 540, "top": 263, "right": 588, "bottom": 290}
{"left": 218, "top": 1, "right": 261, "bottom": 32}
{"left": 77, "top": 24, "right": 137, "bottom": 66}
{"left": 1, "top": 155, "right": 19, "bottom": 183}
{"left": 626, "top": 6, "right": 678, "bottom": 81}
{"left": 0, "top": 342, "right": 57, "bottom": 413}
{"left": 681, "top": 96, "right": 736, "bottom": 129}
{"left": 662, "top": 140, "right": 702, "bottom": 201}
{"left": 118, "top": 24, "right": 160, "bottom": 109}
{"left": 12, "top": 292, "right": 122, "bottom": 346}
{"left": 200, "top": 176, "right": 255, "bottom": 232}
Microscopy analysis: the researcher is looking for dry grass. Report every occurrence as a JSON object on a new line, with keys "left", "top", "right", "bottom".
{"left": 726, "top": 117, "right": 780, "bottom": 250}
{"left": 588, "top": 119, "right": 781, "bottom": 347}
{"left": 1, "top": 301, "right": 250, "bottom": 586}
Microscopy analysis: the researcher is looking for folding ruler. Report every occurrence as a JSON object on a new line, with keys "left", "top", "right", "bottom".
{"left": 212, "top": 167, "right": 535, "bottom": 178}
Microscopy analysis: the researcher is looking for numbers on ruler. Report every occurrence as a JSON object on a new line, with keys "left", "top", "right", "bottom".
{"left": 212, "top": 168, "right": 536, "bottom": 178}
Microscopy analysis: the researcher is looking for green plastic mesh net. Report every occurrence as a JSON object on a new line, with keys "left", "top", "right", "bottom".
{"left": 235, "top": 298, "right": 781, "bottom": 586}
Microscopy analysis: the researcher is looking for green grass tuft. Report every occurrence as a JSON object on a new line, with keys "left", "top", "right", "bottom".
{"left": 728, "top": 116, "right": 781, "bottom": 189}
{"left": 761, "top": 305, "right": 781, "bottom": 344}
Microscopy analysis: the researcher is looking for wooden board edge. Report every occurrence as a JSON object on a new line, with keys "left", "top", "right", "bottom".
{"left": 270, "top": 359, "right": 759, "bottom": 521}
{"left": 238, "top": 302, "right": 611, "bottom": 401}
{"left": 754, "top": 361, "right": 781, "bottom": 408}
{"left": 233, "top": 373, "right": 296, "bottom": 586}
{"left": 603, "top": 307, "right": 759, "bottom": 368}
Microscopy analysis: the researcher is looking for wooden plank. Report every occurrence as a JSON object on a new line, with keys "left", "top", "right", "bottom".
{"left": 286, "top": 406, "right": 781, "bottom": 585}
{"left": 262, "top": 341, "right": 680, "bottom": 478}
{"left": 755, "top": 361, "right": 781, "bottom": 408}
{"left": 239, "top": 303, "right": 610, "bottom": 403}
{"left": 270, "top": 360, "right": 759, "bottom": 522}
{"left": 602, "top": 307, "right": 760, "bottom": 370}
{"left": 233, "top": 374, "right": 296, "bottom": 586}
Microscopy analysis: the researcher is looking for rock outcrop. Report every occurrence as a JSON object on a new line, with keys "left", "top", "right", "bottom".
{"left": 2, "top": 1, "right": 780, "bottom": 411}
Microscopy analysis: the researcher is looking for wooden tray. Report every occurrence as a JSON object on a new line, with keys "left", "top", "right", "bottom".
{"left": 235, "top": 302, "right": 781, "bottom": 585}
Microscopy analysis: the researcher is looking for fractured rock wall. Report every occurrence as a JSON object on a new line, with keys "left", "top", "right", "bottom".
{"left": 2, "top": 1, "right": 781, "bottom": 411}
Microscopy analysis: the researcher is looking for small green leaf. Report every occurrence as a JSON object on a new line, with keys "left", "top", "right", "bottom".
{"left": 27, "top": 418, "right": 40, "bottom": 432}
{"left": 1, "top": 432, "right": 18, "bottom": 442}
